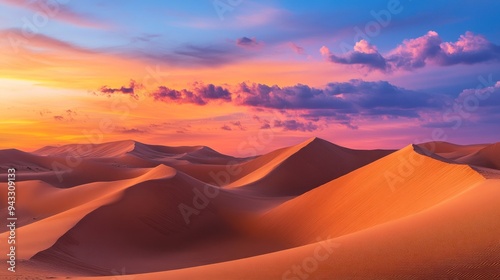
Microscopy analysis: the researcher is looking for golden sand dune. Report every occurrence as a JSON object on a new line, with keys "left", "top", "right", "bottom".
{"left": 0, "top": 138, "right": 498, "bottom": 279}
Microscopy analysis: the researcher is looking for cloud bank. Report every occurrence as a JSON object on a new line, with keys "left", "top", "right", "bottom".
{"left": 322, "top": 31, "right": 500, "bottom": 72}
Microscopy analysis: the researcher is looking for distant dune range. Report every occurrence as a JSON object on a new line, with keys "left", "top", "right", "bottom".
{"left": 0, "top": 138, "right": 499, "bottom": 279}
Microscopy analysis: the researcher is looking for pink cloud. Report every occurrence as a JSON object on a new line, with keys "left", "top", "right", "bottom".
{"left": 387, "top": 31, "right": 442, "bottom": 70}
{"left": 441, "top": 31, "right": 492, "bottom": 54}
{"left": 354, "top": 40, "right": 378, "bottom": 54}
{"left": 319, "top": 46, "right": 331, "bottom": 56}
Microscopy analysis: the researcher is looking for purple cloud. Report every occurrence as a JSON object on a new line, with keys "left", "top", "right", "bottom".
{"left": 457, "top": 81, "right": 500, "bottom": 106}
{"left": 117, "top": 127, "right": 147, "bottom": 134}
{"left": 234, "top": 82, "right": 352, "bottom": 110}
{"left": 273, "top": 120, "right": 319, "bottom": 132}
{"left": 193, "top": 83, "right": 231, "bottom": 101}
{"left": 230, "top": 121, "right": 246, "bottom": 130}
{"left": 236, "top": 37, "right": 261, "bottom": 48}
{"left": 137, "top": 79, "right": 454, "bottom": 129}
{"left": 322, "top": 40, "right": 387, "bottom": 70}
{"left": 235, "top": 80, "right": 442, "bottom": 112}
{"left": 422, "top": 79, "right": 500, "bottom": 129}
{"left": 150, "top": 83, "right": 231, "bottom": 105}
{"left": 260, "top": 123, "right": 271, "bottom": 129}
{"left": 98, "top": 80, "right": 141, "bottom": 99}
{"left": 151, "top": 86, "right": 205, "bottom": 105}
{"left": 221, "top": 125, "right": 232, "bottom": 131}
{"left": 323, "top": 31, "right": 500, "bottom": 72}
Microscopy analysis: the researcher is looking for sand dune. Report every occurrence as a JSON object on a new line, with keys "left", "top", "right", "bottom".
{"left": 0, "top": 138, "right": 498, "bottom": 279}
{"left": 148, "top": 137, "right": 391, "bottom": 194}
{"left": 30, "top": 171, "right": 287, "bottom": 274}
{"left": 226, "top": 137, "right": 393, "bottom": 196}
{"left": 243, "top": 144, "right": 485, "bottom": 246}
{"left": 34, "top": 140, "right": 237, "bottom": 165}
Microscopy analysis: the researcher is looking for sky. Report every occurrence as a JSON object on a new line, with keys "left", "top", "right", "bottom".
{"left": 0, "top": 0, "right": 499, "bottom": 155}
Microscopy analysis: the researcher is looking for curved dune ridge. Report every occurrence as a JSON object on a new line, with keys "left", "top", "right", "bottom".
{"left": 0, "top": 138, "right": 499, "bottom": 279}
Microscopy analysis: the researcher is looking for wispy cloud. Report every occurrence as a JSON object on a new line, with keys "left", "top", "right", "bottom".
{"left": 0, "top": 0, "right": 110, "bottom": 28}
{"left": 1, "top": 28, "right": 94, "bottom": 54}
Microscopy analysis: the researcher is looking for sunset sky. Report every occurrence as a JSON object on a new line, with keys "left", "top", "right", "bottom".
{"left": 1, "top": 0, "right": 499, "bottom": 155}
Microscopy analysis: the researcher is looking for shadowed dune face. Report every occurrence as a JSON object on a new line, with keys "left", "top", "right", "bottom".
{"left": 0, "top": 138, "right": 499, "bottom": 279}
